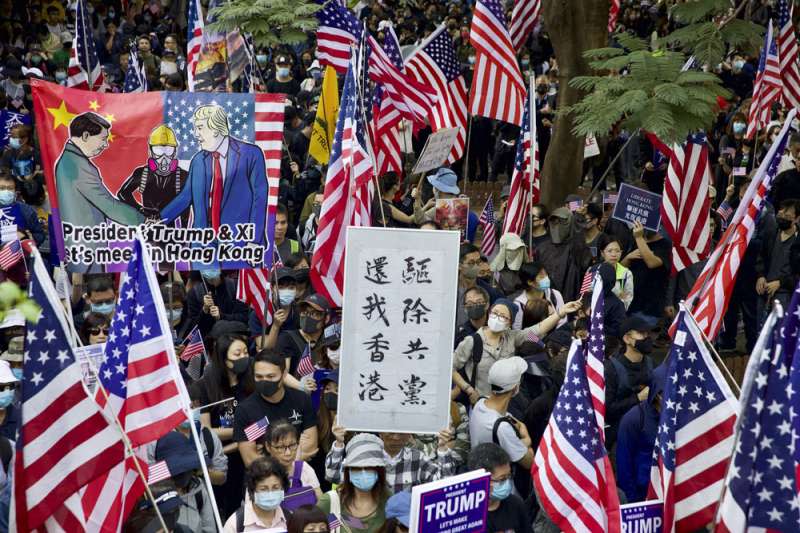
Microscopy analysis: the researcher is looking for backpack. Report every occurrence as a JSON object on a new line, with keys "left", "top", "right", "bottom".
{"left": 282, "top": 460, "right": 318, "bottom": 511}
{"left": 0, "top": 435, "right": 11, "bottom": 474}
{"left": 491, "top": 415, "right": 521, "bottom": 446}
{"left": 457, "top": 333, "right": 484, "bottom": 389}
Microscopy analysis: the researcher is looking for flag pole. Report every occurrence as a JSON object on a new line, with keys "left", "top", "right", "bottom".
{"left": 135, "top": 230, "right": 225, "bottom": 531}
{"left": 527, "top": 71, "right": 535, "bottom": 256}
{"left": 462, "top": 116, "right": 473, "bottom": 196}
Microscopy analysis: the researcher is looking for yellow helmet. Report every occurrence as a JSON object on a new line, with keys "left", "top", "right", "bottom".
{"left": 148, "top": 125, "right": 178, "bottom": 147}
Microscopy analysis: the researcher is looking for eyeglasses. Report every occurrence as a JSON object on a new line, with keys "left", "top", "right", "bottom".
{"left": 151, "top": 145, "right": 176, "bottom": 157}
{"left": 89, "top": 327, "right": 110, "bottom": 335}
{"left": 489, "top": 312, "right": 509, "bottom": 322}
{"left": 462, "top": 260, "right": 480, "bottom": 266}
{"left": 302, "top": 309, "right": 325, "bottom": 320}
{"left": 270, "top": 442, "right": 299, "bottom": 453}
{"left": 465, "top": 301, "right": 486, "bottom": 307}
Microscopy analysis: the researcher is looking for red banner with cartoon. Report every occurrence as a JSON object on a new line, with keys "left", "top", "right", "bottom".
{"left": 31, "top": 79, "right": 283, "bottom": 273}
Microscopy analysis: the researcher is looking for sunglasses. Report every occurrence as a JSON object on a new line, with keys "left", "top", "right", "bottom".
{"left": 89, "top": 327, "right": 110, "bottom": 336}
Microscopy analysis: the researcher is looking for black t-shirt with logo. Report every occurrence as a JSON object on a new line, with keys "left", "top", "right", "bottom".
{"left": 232, "top": 387, "right": 317, "bottom": 442}
{"left": 486, "top": 494, "right": 532, "bottom": 533}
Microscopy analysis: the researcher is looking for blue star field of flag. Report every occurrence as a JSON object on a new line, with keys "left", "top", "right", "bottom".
{"left": 98, "top": 240, "right": 165, "bottom": 399}
{"left": 163, "top": 92, "right": 255, "bottom": 159}
{"left": 123, "top": 43, "right": 147, "bottom": 93}
{"left": 420, "top": 28, "right": 461, "bottom": 82}
{"left": 331, "top": 45, "right": 369, "bottom": 164}
{"left": 552, "top": 343, "right": 606, "bottom": 462}
{"left": 513, "top": 93, "right": 531, "bottom": 174}
{"left": 318, "top": 1, "right": 363, "bottom": 37}
{"left": 74, "top": 0, "right": 100, "bottom": 73}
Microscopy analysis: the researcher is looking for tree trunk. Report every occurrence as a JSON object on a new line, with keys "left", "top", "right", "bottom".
{"left": 541, "top": 0, "right": 609, "bottom": 208}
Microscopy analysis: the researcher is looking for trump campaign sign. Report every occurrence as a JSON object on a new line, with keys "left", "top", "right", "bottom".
{"left": 31, "top": 80, "right": 283, "bottom": 273}
{"left": 409, "top": 470, "right": 490, "bottom": 533}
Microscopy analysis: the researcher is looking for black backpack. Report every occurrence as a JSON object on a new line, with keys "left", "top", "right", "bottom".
{"left": 457, "top": 333, "right": 484, "bottom": 389}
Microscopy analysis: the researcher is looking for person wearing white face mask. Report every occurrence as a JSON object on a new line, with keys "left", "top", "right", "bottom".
{"left": 267, "top": 54, "right": 301, "bottom": 97}
{"left": 256, "top": 267, "right": 299, "bottom": 351}
{"left": 0, "top": 360, "right": 19, "bottom": 443}
{"left": 452, "top": 298, "right": 581, "bottom": 401}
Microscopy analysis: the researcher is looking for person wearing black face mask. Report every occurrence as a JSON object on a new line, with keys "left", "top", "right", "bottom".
{"left": 756, "top": 199, "right": 799, "bottom": 316}
{"left": 455, "top": 286, "right": 490, "bottom": 348}
{"left": 604, "top": 316, "right": 655, "bottom": 450}
{"left": 233, "top": 349, "right": 318, "bottom": 467}
{"left": 276, "top": 293, "right": 329, "bottom": 393}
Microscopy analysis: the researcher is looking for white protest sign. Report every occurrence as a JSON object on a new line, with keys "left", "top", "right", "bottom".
{"left": 584, "top": 134, "right": 600, "bottom": 158}
{"left": 74, "top": 343, "right": 106, "bottom": 393}
{"left": 412, "top": 128, "right": 460, "bottom": 175}
{"left": 339, "top": 227, "right": 459, "bottom": 433}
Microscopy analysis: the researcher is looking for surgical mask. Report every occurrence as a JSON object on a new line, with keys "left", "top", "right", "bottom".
{"left": 634, "top": 337, "right": 653, "bottom": 355}
{"left": 229, "top": 357, "right": 250, "bottom": 375}
{"left": 777, "top": 217, "right": 794, "bottom": 231}
{"left": 350, "top": 470, "right": 378, "bottom": 491}
{"left": 256, "top": 379, "right": 281, "bottom": 398}
{"left": 733, "top": 122, "right": 746, "bottom": 135}
{"left": 0, "top": 390, "right": 13, "bottom": 408}
{"left": 278, "top": 288, "right": 296, "bottom": 306}
{"left": 733, "top": 59, "right": 745, "bottom": 70}
{"left": 168, "top": 308, "right": 183, "bottom": 323}
{"left": 30, "top": 55, "right": 42, "bottom": 65}
{"left": 323, "top": 391, "right": 338, "bottom": 411}
{"left": 327, "top": 346, "right": 340, "bottom": 364}
{"left": 256, "top": 54, "right": 267, "bottom": 65}
{"left": 466, "top": 304, "right": 486, "bottom": 321}
{"left": 179, "top": 409, "right": 201, "bottom": 429}
{"left": 8, "top": 138, "right": 20, "bottom": 149}
{"left": 299, "top": 315, "right": 322, "bottom": 334}
{"left": 254, "top": 490, "right": 284, "bottom": 511}
{"left": 537, "top": 277, "right": 551, "bottom": 290}
{"left": 491, "top": 479, "right": 512, "bottom": 501}
{"left": 468, "top": 55, "right": 475, "bottom": 65}
{"left": 55, "top": 71, "right": 67, "bottom": 81}
{"left": 0, "top": 190, "right": 14, "bottom": 206}
{"left": 277, "top": 67, "right": 290, "bottom": 78}
{"left": 521, "top": 59, "right": 530, "bottom": 68}
{"left": 201, "top": 268, "right": 221, "bottom": 281}
{"left": 91, "top": 302, "right": 114, "bottom": 315}
{"left": 461, "top": 264, "right": 479, "bottom": 279}
{"left": 108, "top": 9, "right": 115, "bottom": 17}
{"left": 11, "top": 368, "right": 22, "bottom": 380}
{"left": 487, "top": 315, "right": 508, "bottom": 333}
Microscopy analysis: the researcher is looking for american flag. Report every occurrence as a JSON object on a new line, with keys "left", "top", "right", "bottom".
{"left": 311, "top": 44, "right": 373, "bottom": 307}
{"left": 778, "top": 0, "right": 800, "bottom": 110}
{"left": 716, "top": 296, "right": 799, "bottom": 532}
{"left": 503, "top": 89, "right": 538, "bottom": 235}
{"left": 328, "top": 514, "right": 342, "bottom": 529}
{"left": 479, "top": 197, "right": 497, "bottom": 257}
{"left": 747, "top": 20, "right": 781, "bottom": 139}
{"left": 586, "top": 275, "right": 605, "bottom": 439}
{"left": 469, "top": 0, "right": 525, "bottom": 125}
{"left": 123, "top": 42, "right": 148, "bottom": 94}
{"left": 186, "top": 0, "right": 205, "bottom": 91}
{"left": 0, "top": 238, "right": 22, "bottom": 270}
{"left": 73, "top": 237, "right": 191, "bottom": 532}
{"left": 682, "top": 111, "right": 795, "bottom": 340}
{"left": 244, "top": 415, "right": 270, "bottom": 442}
{"left": 374, "top": 26, "right": 404, "bottom": 178}
{"left": 608, "top": 0, "right": 621, "bottom": 33}
{"left": 509, "top": 0, "right": 540, "bottom": 51}
{"left": 297, "top": 345, "right": 315, "bottom": 377}
{"left": 579, "top": 267, "right": 595, "bottom": 296}
{"left": 649, "top": 308, "right": 737, "bottom": 533}
{"left": 181, "top": 325, "right": 206, "bottom": 380}
{"left": 647, "top": 132, "right": 712, "bottom": 273}
{"left": 147, "top": 460, "right": 172, "bottom": 485}
{"left": 67, "top": 0, "right": 104, "bottom": 91}
{"left": 531, "top": 339, "right": 621, "bottom": 532}
{"left": 12, "top": 249, "right": 125, "bottom": 531}
{"left": 237, "top": 267, "right": 274, "bottom": 326}
{"left": 315, "top": 0, "right": 360, "bottom": 73}
{"left": 405, "top": 24, "right": 468, "bottom": 164}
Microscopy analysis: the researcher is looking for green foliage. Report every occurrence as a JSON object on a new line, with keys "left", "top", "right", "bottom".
{"left": 570, "top": 0, "right": 761, "bottom": 143}
{"left": 0, "top": 282, "right": 40, "bottom": 324}
{"left": 207, "top": 0, "right": 320, "bottom": 49}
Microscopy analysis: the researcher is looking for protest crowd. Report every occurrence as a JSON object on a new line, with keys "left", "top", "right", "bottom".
{"left": 0, "top": 0, "right": 800, "bottom": 532}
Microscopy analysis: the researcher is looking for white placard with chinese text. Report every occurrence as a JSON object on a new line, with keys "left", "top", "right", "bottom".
{"left": 339, "top": 227, "right": 460, "bottom": 434}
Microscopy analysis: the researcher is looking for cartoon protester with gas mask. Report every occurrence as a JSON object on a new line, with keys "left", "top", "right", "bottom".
{"left": 118, "top": 124, "right": 189, "bottom": 225}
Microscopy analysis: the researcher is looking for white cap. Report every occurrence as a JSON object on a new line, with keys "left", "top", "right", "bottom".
{"left": 0, "top": 360, "right": 18, "bottom": 383}
{"left": 488, "top": 356, "right": 527, "bottom": 394}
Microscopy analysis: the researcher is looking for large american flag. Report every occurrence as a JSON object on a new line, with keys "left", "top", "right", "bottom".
{"left": 123, "top": 42, "right": 148, "bottom": 94}
{"left": 186, "top": 0, "right": 205, "bottom": 91}
{"left": 747, "top": 20, "right": 781, "bottom": 139}
{"left": 586, "top": 275, "right": 605, "bottom": 438}
{"left": 315, "top": 0, "right": 360, "bottom": 73}
{"left": 478, "top": 197, "right": 497, "bottom": 257}
{"left": 405, "top": 24, "right": 468, "bottom": 164}
{"left": 647, "top": 132, "right": 711, "bottom": 273}
{"left": 716, "top": 296, "right": 799, "bottom": 532}
{"left": 67, "top": 0, "right": 104, "bottom": 91}
{"left": 503, "top": 90, "right": 538, "bottom": 235}
{"left": 77, "top": 237, "right": 190, "bottom": 531}
{"left": 683, "top": 111, "right": 796, "bottom": 340}
{"left": 311, "top": 44, "right": 373, "bottom": 307}
{"left": 469, "top": 0, "right": 525, "bottom": 125}
{"left": 238, "top": 267, "right": 274, "bottom": 326}
{"left": 649, "top": 309, "right": 738, "bottom": 533}
{"left": 374, "top": 26, "right": 404, "bottom": 178}
{"left": 778, "top": 0, "right": 800, "bottom": 110}
{"left": 509, "top": 0, "right": 540, "bottom": 51}
{"left": 12, "top": 250, "right": 124, "bottom": 531}
{"left": 532, "top": 339, "right": 620, "bottom": 532}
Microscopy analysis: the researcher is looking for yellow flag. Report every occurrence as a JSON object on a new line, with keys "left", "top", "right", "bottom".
{"left": 309, "top": 66, "right": 340, "bottom": 165}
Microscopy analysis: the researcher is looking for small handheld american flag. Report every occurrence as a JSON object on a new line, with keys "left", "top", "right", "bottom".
{"left": 244, "top": 416, "right": 270, "bottom": 442}
{"left": 0, "top": 239, "right": 22, "bottom": 270}
{"left": 479, "top": 197, "right": 497, "bottom": 257}
{"left": 180, "top": 326, "right": 206, "bottom": 380}
{"left": 579, "top": 267, "right": 595, "bottom": 296}
{"left": 297, "top": 345, "right": 315, "bottom": 377}
{"left": 146, "top": 460, "right": 171, "bottom": 485}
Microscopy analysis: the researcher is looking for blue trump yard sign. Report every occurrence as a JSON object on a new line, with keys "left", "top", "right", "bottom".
{"left": 621, "top": 500, "right": 663, "bottom": 533}
{"left": 409, "top": 470, "right": 490, "bottom": 533}
{"left": 612, "top": 183, "right": 662, "bottom": 232}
